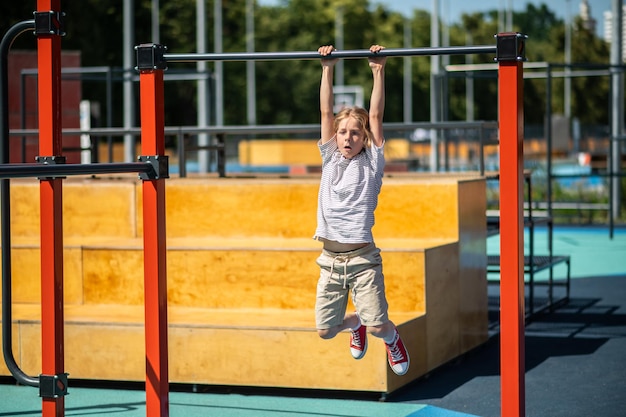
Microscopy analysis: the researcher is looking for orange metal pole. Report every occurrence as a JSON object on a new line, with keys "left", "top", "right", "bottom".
{"left": 37, "top": 0, "right": 65, "bottom": 416}
{"left": 139, "top": 68, "right": 169, "bottom": 417}
{"left": 498, "top": 57, "right": 525, "bottom": 415}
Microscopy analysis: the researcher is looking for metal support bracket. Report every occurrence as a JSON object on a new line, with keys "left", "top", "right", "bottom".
{"left": 135, "top": 43, "right": 168, "bottom": 71}
{"left": 35, "top": 155, "right": 66, "bottom": 180}
{"left": 33, "top": 11, "right": 66, "bottom": 37}
{"left": 495, "top": 32, "right": 527, "bottom": 62}
{"left": 39, "top": 373, "right": 69, "bottom": 398}
{"left": 138, "top": 155, "right": 169, "bottom": 180}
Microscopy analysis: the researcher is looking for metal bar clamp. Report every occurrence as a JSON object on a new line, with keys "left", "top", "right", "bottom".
{"left": 39, "top": 373, "right": 69, "bottom": 399}
{"left": 33, "top": 11, "right": 66, "bottom": 36}
{"left": 138, "top": 155, "right": 169, "bottom": 180}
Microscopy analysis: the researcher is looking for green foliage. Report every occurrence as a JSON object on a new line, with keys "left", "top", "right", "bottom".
{"left": 0, "top": 0, "right": 615, "bottom": 127}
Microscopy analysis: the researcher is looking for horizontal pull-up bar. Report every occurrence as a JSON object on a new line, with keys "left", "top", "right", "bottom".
{"left": 163, "top": 45, "right": 497, "bottom": 63}
{"left": 136, "top": 33, "right": 525, "bottom": 70}
{"left": 0, "top": 161, "right": 162, "bottom": 179}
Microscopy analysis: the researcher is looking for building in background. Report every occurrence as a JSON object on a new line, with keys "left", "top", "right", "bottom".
{"left": 8, "top": 50, "right": 82, "bottom": 163}
{"left": 603, "top": 4, "right": 626, "bottom": 61}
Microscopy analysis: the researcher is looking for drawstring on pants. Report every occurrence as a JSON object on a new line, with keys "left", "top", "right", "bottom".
{"left": 329, "top": 255, "right": 349, "bottom": 289}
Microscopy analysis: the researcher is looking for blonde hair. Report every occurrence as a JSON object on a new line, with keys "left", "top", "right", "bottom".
{"left": 333, "top": 106, "right": 373, "bottom": 147}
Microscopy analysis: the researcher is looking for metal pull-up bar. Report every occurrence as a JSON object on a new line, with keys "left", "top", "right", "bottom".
{"left": 163, "top": 45, "right": 498, "bottom": 63}
{"left": 137, "top": 33, "right": 523, "bottom": 69}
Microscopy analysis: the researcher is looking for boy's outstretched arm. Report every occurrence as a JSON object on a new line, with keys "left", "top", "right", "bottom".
{"left": 368, "top": 45, "right": 387, "bottom": 148}
{"left": 319, "top": 45, "right": 337, "bottom": 144}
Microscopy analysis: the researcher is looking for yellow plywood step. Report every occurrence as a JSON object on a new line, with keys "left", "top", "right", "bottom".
{"left": 3, "top": 237, "right": 456, "bottom": 311}
{"left": 0, "top": 303, "right": 425, "bottom": 393}
{"left": 8, "top": 235, "right": 457, "bottom": 250}
{"left": 4, "top": 174, "right": 484, "bottom": 241}
{"left": 2, "top": 303, "right": 420, "bottom": 333}
{"left": 6, "top": 179, "right": 139, "bottom": 239}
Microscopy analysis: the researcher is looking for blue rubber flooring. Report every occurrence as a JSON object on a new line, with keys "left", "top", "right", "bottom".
{"left": 0, "top": 384, "right": 478, "bottom": 416}
{"left": 487, "top": 225, "right": 626, "bottom": 279}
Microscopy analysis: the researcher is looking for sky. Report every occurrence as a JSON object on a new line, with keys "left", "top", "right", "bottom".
{"left": 373, "top": 0, "right": 616, "bottom": 37}
{"left": 258, "top": 0, "right": 622, "bottom": 39}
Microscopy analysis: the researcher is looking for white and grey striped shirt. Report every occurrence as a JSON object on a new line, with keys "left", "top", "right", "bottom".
{"left": 313, "top": 138, "right": 385, "bottom": 244}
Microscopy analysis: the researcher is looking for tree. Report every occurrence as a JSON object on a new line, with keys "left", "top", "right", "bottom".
{"left": 0, "top": 0, "right": 615, "bottom": 129}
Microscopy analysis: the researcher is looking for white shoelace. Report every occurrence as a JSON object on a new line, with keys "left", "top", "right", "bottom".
{"left": 387, "top": 333, "right": 404, "bottom": 362}
{"left": 351, "top": 328, "right": 362, "bottom": 346}
{"left": 388, "top": 341, "right": 404, "bottom": 362}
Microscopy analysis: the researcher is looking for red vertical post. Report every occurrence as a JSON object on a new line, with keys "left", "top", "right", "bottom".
{"left": 138, "top": 45, "right": 169, "bottom": 417}
{"left": 37, "top": 1, "right": 65, "bottom": 416}
{"left": 497, "top": 33, "right": 526, "bottom": 417}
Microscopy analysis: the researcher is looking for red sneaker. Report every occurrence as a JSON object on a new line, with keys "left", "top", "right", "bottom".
{"left": 385, "top": 329, "right": 410, "bottom": 375}
{"left": 349, "top": 324, "right": 368, "bottom": 359}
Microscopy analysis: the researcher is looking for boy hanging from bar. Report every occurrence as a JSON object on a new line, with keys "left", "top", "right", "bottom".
{"left": 313, "top": 44, "right": 410, "bottom": 376}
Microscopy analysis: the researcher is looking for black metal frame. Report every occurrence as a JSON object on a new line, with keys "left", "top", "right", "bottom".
{"left": 487, "top": 174, "right": 571, "bottom": 320}
{"left": 1, "top": 18, "right": 40, "bottom": 389}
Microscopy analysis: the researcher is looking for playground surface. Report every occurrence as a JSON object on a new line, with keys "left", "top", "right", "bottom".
{"left": 1, "top": 226, "right": 625, "bottom": 417}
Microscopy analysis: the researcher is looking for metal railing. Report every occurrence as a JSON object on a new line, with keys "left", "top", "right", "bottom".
{"left": 9, "top": 120, "right": 499, "bottom": 177}
{"left": 1, "top": 17, "right": 40, "bottom": 390}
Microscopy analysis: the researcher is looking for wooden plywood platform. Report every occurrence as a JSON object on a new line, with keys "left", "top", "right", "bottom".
{"left": 0, "top": 173, "right": 488, "bottom": 394}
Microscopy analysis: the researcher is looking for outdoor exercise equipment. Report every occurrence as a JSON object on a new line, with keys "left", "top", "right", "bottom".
{"left": 1, "top": 2, "right": 528, "bottom": 416}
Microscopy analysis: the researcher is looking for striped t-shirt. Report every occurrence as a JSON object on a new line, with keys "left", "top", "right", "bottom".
{"left": 313, "top": 138, "right": 385, "bottom": 244}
